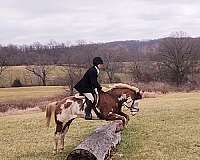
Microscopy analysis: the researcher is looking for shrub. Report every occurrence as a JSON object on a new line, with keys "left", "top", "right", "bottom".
{"left": 12, "top": 79, "right": 23, "bottom": 87}
{"left": 113, "top": 75, "right": 121, "bottom": 83}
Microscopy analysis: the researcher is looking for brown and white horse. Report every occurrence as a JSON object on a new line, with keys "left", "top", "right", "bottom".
{"left": 46, "top": 83, "right": 143, "bottom": 154}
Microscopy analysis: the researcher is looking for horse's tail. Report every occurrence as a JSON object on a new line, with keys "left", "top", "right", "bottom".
{"left": 46, "top": 101, "right": 57, "bottom": 127}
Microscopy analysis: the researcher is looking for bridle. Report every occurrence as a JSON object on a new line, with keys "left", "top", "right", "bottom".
{"left": 121, "top": 96, "right": 140, "bottom": 113}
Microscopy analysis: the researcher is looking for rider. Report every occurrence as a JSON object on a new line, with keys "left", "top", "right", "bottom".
{"left": 74, "top": 57, "right": 104, "bottom": 120}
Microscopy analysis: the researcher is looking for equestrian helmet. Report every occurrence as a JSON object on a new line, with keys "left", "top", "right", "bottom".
{"left": 93, "top": 57, "right": 104, "bottom": 66}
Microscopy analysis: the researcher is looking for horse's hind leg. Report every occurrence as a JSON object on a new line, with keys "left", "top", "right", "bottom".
{"left": 53, "top": 121, "right": 63, "bottom": 154}
{"left": 53, "top": 133, "right": 59, "bottom": 154}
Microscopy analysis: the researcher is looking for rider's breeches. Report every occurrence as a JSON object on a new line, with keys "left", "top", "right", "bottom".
{"left": 83, "top": 93, "right": 94, "bottom": 103}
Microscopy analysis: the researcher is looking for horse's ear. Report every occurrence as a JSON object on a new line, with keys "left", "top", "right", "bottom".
{"left": 64, "top": 102, "right": 72, "bottom": 109}
{"left": 140, "top": 90, "right": 145, "bottom": 95}
{"left": 137, "top": 90, "right": 144, "bottom": 99}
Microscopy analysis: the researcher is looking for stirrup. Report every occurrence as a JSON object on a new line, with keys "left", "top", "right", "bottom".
{"left": 85, "top": 114, "right": 92, "bottom": 120}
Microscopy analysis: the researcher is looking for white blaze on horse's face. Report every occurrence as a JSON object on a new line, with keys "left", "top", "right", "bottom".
{"left": 124, "top": 96, "right": 133, "bottom": 108}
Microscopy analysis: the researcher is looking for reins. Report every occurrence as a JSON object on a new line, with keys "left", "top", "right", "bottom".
{"left": 122, "top": 102, "right": 139, "bottom": 112}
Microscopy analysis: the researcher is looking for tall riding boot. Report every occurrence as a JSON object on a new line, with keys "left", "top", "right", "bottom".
{"left": 85, "top": 100, "right": 93, "bottom": 120}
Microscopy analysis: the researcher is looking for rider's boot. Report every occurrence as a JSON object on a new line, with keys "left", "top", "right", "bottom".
{"left": 85, "top": 100, "right": 93, "bottom": 120}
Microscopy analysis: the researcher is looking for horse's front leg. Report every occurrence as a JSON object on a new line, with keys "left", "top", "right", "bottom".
{"left": 59, "top": 118, "right": 75, "bottom": 153}
{"left": 105, "top": 112, "right": 127, "bottom": 129}
{"left": 60, "top": 131, "right": 68, "bottom": 153}
{"left": 118, "top": 111, "right": 129, "bottom": 124}
{"left": 59, "top": 127, "right": 70, "bottom": 153}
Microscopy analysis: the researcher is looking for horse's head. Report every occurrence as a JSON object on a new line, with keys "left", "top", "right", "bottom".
{"left": 124, "top": 89, "right": 143, "bottom": 113}
{"left": 107, "top": 83, "right": 144, "bottom": 114}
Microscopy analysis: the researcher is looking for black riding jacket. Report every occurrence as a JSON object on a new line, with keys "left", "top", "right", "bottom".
{"left": 74, "top": 66, "right": 101, "bottom": 94}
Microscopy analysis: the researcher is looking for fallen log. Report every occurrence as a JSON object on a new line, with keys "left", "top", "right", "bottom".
{"left": 67, "top": 120, "right": 123, "bottom": 160}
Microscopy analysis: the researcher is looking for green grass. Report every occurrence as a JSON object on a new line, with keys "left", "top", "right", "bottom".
{"left": 0, "top": 86, "right": 65, "bottom": 103}
{"left": 113, "top": 92, "right": 200, "bottom": 160}
{"left": 0, "top": 113, "right": 107, "bottom": 160}
{"left": 0, "top": 92, "right": 200, "bottom": 160}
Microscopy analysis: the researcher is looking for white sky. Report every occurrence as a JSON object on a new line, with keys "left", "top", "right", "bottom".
{"left": 0, "top": 0, "right": 200, "bottom": 45}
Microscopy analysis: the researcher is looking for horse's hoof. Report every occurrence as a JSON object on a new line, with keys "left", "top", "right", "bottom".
{"left": 59, "top": 148, "right": 64, "bottom": 153}
{"left": 125, "top": 119, "right": 129, "bottom": 125}
{"left": 127, "top": 116, "right": 130, "bottom": 121}
{"left": 131, "top": 112, "right": 137, "bottom": 116}
{"left": 122, "top": 117, "right": 127, "bottom": 126}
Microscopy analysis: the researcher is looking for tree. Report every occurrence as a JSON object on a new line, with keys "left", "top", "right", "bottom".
{"left": 61, "top": 54, "right": 83, "bottom": 95}
{"left": 0, "top": 47, "right": 8, "bottom": 76}
{"left": 25, "top": 65, "right": 53, "bottom": 86}
{"left": 129, "top": 61, "right": 142, "bottom": 82}
{"left": 159, "top": 31, "right": 196, "bottom": 87}
{"left": 102, "top": 49, "right": 121, "bottom": 83}
{"left": 25, "top": 54, "right": 53, "bottom": 86}
{"left": 76, "top": 41, "right": 99, "bottom": 67}
{"left": 0, "top": 56, "right": 7, "bottom": 76}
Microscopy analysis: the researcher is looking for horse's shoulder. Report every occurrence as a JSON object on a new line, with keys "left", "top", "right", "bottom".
{"left": 100, "top": 90, "right": 111, "bottom": 96}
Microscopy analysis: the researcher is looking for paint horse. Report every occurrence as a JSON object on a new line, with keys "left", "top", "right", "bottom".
{"left": 46, "top": 83, "right": 143, "bottom": 154}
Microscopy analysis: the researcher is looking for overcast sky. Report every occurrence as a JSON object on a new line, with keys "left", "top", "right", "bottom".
{"left": 0, "top": 0, "right": 200, "bottom": 45}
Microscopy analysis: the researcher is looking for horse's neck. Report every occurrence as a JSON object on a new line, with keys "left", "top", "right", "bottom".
{"left": 99, "top": 90, "right": 118, "bottom": 102}
{"left": 106, "top": 89, "right": 119, "bottom": 98}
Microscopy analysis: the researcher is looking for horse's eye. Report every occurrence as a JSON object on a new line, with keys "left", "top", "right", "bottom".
{"left": 64, "top": 102, "right": 72, "bottom": 109}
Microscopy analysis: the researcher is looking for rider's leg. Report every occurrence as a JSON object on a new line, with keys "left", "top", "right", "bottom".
{"left": 83, "top": 93, "right": 94, "bottom": 120}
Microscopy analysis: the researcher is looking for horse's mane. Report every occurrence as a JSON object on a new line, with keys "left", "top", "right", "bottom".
{"left": 105, "top": 83, "right": 139, "bottom": 92}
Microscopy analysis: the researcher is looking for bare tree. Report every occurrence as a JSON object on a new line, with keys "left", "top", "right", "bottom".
{"left": 0, "top": 47, "right": 8, "bottom": 76}
{"left": 129, "top": 61, "right": 142, "bottom": 82}
{"left": 0, "top": 57, "right": 7, "bottom": 76}
{"left": 76, "top": 41, "right": 99, "bottom": 67}
{"left": 61, "top": 54, "right": 83, "bottom": 95}
{"left": 159, "top": 31, "right": 196, "bottom": 86}
{"left": 102, "top": 48, "right": 121, "bottom": 83}
{"left": 25, "top": 53, "right": 53, "bottom": 86}
{"left": 25, "top": 65, "right": 53, "bottom": 86}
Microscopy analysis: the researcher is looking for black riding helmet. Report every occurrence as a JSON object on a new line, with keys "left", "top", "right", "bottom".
{"left": 93, "top": 57, "right": 103, "bottom": 66}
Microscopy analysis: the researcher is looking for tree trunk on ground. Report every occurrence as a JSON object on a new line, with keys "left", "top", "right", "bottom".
{"left": 67, "top": 120, "right": 123, "bottom": 160}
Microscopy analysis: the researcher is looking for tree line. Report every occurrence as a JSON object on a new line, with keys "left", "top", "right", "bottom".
{"left": 0, "top": 31, "right": 200, "bottom": 90}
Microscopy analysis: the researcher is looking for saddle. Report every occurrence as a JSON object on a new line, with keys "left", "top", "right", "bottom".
{"left": 74, "top": 93, "right": 85, "bottom": 99}
{"left": 74, "top": 93, "right": 99, "bottom": 107}
{"left": 74, "top": 93, "right": 102, "bottom": 119}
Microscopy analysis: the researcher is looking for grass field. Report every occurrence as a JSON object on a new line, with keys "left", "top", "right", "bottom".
{"left": 113, "top": 92, "right": 200, "bottom": 160}
{"left": 0, "top": 92, "right": 200, "bottom": 160}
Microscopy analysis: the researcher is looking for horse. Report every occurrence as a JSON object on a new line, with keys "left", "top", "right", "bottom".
{"left": 46, "top": 83, "right": 143, "bottom": 154}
